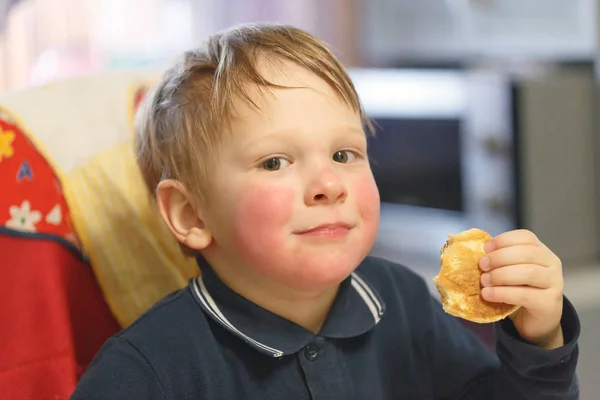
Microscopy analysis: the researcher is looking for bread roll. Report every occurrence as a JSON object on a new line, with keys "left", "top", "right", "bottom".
{"left": 433, "top": 228, "right": 520, "bottom": 323}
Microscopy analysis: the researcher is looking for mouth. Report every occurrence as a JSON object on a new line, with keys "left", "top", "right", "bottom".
{"left": 294, "top": 222, "right": 353, "bottom": 238}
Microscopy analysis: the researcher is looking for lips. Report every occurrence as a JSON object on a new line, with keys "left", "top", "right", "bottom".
{"left": 294, "top": 222, "right": 353, "bottom": 238}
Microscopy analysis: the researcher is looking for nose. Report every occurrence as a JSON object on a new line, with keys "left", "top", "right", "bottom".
{"left": 304, "top": 167, "right": 348, "bottom": 206}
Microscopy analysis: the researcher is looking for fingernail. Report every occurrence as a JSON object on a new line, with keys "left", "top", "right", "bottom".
{"left": 484, "top": 241, "right": 495, "bottom": 253}
{"left": 481, "top": 273, "right": 491, "bottom": 287}
{"left": 481, "top": 287, "right": 492, "bottom": 299}
{"left": 479, "top": 256, "right": 490, "bottom": 271}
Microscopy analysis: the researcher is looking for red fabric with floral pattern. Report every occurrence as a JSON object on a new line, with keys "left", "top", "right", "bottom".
{"left": 0, "top": 112, "right": 121, "bottom": 398}
{"left": 0, "top": 114, "right": 77, "bottom": 245}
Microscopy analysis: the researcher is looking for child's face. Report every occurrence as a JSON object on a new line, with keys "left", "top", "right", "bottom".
{"left": 202, "top": 61, "right": 380, "bottom": 292}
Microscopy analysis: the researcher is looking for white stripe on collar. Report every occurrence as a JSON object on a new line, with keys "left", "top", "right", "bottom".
{"left": 351, "top": 272, "right": 384, "bottom": 318}
{"left": 350, "top": 274, "right": 382, "bottom": 324}
{"left": 192, "top": 276, "right": 284, "bottom": 358}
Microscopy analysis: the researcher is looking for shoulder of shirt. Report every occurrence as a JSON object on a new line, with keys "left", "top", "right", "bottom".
{"left": 114, "top": 283, "right": 205, "bottom": 345}
{"left": 355, "top": 255, "right": 435, "bottom": 303}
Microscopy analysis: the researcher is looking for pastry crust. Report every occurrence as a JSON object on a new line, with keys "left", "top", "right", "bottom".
{"left": 433, "top": 228, "right": 520, "bottom": 323}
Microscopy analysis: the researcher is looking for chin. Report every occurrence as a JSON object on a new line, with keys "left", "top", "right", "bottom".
{"left": 243, "top": 229, "right": 377, "bottom": 292}
{"left": 285, "top": 247, "right": 369, "bottom": 291}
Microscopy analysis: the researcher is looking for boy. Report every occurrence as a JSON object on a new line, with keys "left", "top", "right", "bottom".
{"left": 72, "top": 23, "right": 579, "bottom": 399}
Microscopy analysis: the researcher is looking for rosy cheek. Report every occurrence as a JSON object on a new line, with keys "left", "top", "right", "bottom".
{"left": 232, "top": 183, "right": 295, "bottom": 265}
{"left": 353, "top": 175, "right": 380, "bottom": 233}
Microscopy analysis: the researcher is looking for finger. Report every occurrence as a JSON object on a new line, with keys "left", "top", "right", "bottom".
{"left": 479, "top": 245, "right": 554, "bottom": 271}
{"left": 487, "top": 229, "right": 541, "bottom": 252}
{"left": 480, "top": 264, "right": 553, "bottom": 289}
{"left": 481, "top": 286, "right": 546, "bottom": 308}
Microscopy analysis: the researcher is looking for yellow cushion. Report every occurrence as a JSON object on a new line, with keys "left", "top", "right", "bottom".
{"left": 63, "top": 141, "right": 198, "bottom": 326}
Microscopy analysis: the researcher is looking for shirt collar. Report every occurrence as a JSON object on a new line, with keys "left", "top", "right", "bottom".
{"left": 190, "top": 256, "right": 386, "bottom": 358}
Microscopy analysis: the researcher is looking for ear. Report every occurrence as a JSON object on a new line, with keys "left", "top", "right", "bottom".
{"left": 155, "top": 179, "right": 212, "bottom": 250}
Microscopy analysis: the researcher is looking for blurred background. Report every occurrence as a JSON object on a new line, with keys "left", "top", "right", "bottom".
{"left": 0, "top": 0, "right": 598, "bottom": 398}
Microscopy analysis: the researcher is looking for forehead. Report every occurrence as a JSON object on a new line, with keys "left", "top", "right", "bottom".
{"left": 226, "top": 59, "right": 361, "bottom": 136}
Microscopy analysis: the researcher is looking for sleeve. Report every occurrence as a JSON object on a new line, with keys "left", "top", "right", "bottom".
{"left": 70, "top": 337, "right": 166, "bottom": 400}
{"left": 426, "top": 295, "right": 580, "bottom": 400}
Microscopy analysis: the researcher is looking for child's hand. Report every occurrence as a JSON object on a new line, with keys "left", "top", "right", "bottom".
{"left": 478, "top": 229, "right": 564, "bottom": 349}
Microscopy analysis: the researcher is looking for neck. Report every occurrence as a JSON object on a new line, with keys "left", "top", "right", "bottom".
{"left": 256, "top": 285, "right": 339, "bottom": 333}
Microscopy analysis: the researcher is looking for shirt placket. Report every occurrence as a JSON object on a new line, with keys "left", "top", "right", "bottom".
{"left": 298, "top": 336, "right": 350, "bottom": 400}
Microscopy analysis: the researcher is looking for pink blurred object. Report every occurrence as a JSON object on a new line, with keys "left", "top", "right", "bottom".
{"left": 29, "top": 44, "right": 100, "bottom": 87}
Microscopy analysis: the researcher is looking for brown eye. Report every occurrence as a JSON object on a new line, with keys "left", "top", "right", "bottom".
{"left": 262, "top": 157, "right": 290, "bottom": 171}
{"left": 263, "top": 158, "right": 280, "bottom": 170}
{"left": 333, "top": 150, "right": 355, "bottom": 163}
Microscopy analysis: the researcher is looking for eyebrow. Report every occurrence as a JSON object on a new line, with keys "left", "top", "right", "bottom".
{"left": 334, "top": 126, "right": 367, "bottom": 137}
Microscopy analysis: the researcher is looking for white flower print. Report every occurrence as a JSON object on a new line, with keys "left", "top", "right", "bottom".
{"left": 5, "top": 200, "right": 42, "bottom": 232}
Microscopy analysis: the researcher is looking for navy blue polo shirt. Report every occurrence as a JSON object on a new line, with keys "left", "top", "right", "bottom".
{"left": 72, "top": 256, "right": 580, "bottom": 399}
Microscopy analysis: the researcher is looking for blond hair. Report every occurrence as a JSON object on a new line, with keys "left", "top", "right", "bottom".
{"left": 135, "top": 23, "right": 370, "bottom": 205}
